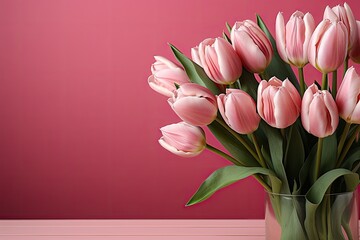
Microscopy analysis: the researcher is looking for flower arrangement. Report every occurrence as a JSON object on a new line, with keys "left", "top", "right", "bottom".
{"left": 148, "top": 3, "right": 360, "bottom": 239}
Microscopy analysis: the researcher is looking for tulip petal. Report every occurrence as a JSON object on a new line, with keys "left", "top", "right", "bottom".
{"left": 172, "top": 97, "right": 217, "bottom": 126}
{"left": 276, "top": 12, "right": 288, "bottom": 63}
{"left": 273, "top": 87, "right": 299, "bottom": 128}
{"left": 316, "top": 22, "right": 348, "bottom": 73}
{"left": 215, "top": 38, "right": 242, "bottom": 82}
{"left": 336, "top": 67, "right": 360, "bottom": 120}
{"left": 309, "top": 94, "right": 328, "bottom": 137}
{"left": 322, "top": 91, "right": 339, "bottom": 134}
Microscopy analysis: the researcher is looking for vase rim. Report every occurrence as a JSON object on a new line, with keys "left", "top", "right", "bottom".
{"left": 265, "top": 189, "right": 357, "bottom": 197}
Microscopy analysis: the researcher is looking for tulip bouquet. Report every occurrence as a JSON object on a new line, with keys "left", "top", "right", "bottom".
{"left": 148, "top": 3, "right": 360, "bottom": 240}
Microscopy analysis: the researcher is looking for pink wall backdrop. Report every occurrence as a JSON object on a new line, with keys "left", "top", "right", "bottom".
{"left": 0, "top": 0, "right": 360, "bottom": 219}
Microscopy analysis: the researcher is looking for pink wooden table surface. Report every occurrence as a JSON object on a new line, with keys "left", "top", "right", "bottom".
{"left": 0, "top": 220, "right": 359, "bottom": 239}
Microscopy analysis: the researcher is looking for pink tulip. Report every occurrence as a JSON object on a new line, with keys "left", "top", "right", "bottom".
{"left": 276, "top": 11, "right": 315, "bottom": 67}
{"left": 231, "top": 20, "right": 273, "bottom": 73}
{"left": 159, "top": 122, "right": 206, "bottom": 157}
{"left": 336, "top": 67, "right": 360, "bottom": 124}
{"left": 323, "top": 3, "right": 357, "bottom": 51}
{"left": 257, "top": 77, "right": 301, "bottom": 128}
{"left": 349, "top": 21, "right": 360, "bottom": 63}
{"left": 308, "top": 19, "right": 348, "bottom": 73}
{"left": 148, "top": 56, "right": 190, "bottom": 97}
{"left": 217, "top": 89, "right": 260, "bottom": 134}
{"left": 168, "top": 83, "right": 218, "bottom": 126}
{"left": 302, "top": 84, "right": 339, "bottom": 138}
{"left": 191, "top": 38, "right": 242, "bottom": 85}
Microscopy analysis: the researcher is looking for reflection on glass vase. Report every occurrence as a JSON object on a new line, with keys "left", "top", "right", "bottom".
{"left": 265, "top": 191, "right": 358, "bottom": 240}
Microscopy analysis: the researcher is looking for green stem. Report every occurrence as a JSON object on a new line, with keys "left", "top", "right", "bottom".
{"left": 343, "top": 56, "right": 349, "bottom": 77}
{"left": 283, "top": 126, "right": 293, "bottom": 168}
{"left": 322, "top": 73, "right": 328, "bottom": 90}
{"left": 230, "top": 83, "right": 237, "bottom": 89}
{"left": 337, "top": 125, "right": 360, "bottom": 168}
{"left": 215, "top": 118, "right": 260, "bottom": 163}
{"left": 206, "top": 144, "right": 272, "bottom": 192}
{"left": 314, "top": 138, "right": 324, "bottom": 180}
{"left": 249, "top": 133, "right": 267, "bottom": 168}
{"left": 332, "top": 70, "right": 337, "bottom": 99}
{"left": 206, "top": 144, "right": 240, "bottom": 165}
{"left": 259, "top": 71, "right": 268, "bottom": 80}
{"left": 298, "top": 67, "right": 305, "bottom": 97}
{"left": 337, "top": 122, "right": 351, "bottom": 160}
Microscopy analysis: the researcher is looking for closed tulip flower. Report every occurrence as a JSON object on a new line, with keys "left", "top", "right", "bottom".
{"left": 159, "top": 122, "right": 206, "bottom": 157}
{"left": 276, "top": 11, "right": 315, "bottom": 67}
{"left": 336, "top": 67, "right": 360, "bottom": 124}
{"left": 191, "top": 38, "right": 242, "bottom": 85}
{"left": 148, "top": 56, "right": 190, "bottom": 97}
{"left": 323, "top": 3, "right": 357, "bottom": 51}
{"left": 168, "top": 83, "right": 218, "bottom": 126}
{"left": 302, "top": 84, "right": 339, "bottom": 138}
{"left": 308, "top": 19, "right": 348, "bottom": 73}
{"left": 231, "top": 20, "right": 273, "bottom": 73}
{"left": 350, "top": 21, "right": 360, "bottom": 63}
{"left": 257, "top": 77, "right": 301, "bottom": 128}
{"left": 217, "top": 89, "right": 260, "bottom": 134}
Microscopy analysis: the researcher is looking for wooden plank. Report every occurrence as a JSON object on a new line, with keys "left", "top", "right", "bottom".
{"left": 0, "top": 220, "right": 358, "bottom": 239}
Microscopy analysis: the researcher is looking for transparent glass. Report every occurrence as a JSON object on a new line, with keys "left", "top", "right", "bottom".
{"left": 265, "top": 191, "right": 358, "bottom": 240}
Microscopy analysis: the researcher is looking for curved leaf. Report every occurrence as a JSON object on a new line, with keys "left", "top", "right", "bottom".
{"left": 304, "top": 169, "right": 359, "bottom": 240}
{"left": 306, "top": 169, "right": 359, "bottom": 204}
{"left": 186, "top": 165, "right": 281, "bottom": 206}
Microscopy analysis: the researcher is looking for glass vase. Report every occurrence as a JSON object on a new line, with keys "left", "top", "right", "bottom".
{"left": 265, "top": 191, "right": 358, "bottom": 240}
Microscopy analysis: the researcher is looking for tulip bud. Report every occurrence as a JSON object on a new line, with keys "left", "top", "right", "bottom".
{"left": 148, "top": 56, "right": 190, "bottom": 97}
{"left": 302, "top": 84, "right": 339, "bottom": 138}
{"left": 168, "top": 83, "right": 218, "bottom": 126}
{"left": 308, "top": 19, "right": 348, "bottom": 73}
{"left": 323, "top": 3, "right": 357, "bottom": 51}
{"left": 159, "top": 122, "right": 206, "bottom": 157}
{"left": 276, "top": 11, "right": 315, "bottom": 67}
{"left": 349, "top": 21, "right": 360, "bottom": 63}
{"left": 217, "top": 89, "right": 260, "bottom": 134}
{"left": 191, "top": 38, "right": 242, "bottom": 85}
{"left": 231, "top": 20, "right": 273, "bottom": 73}
{"left": 336, "top": 67, "right": 360, "bottom": 124}
{"left": 257, "top": 77, "right": 301, "bottom": 128}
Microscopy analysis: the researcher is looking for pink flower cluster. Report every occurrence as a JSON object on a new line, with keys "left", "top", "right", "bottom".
{"left": 148, "top": 3, "right": 360, "bottom": 158}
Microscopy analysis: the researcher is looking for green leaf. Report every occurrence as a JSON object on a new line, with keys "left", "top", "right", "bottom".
{"left": 208, "top": 120, "right": 258, "bottom": 167}
{"left": 226, "top": 22, "right": 232, "bottom": 33}
{"left": 169, "top": 44, "right": 221, "bottom": 95}
{"left": 304, "top": 169, "right": 359, "bottom": 239}
{"left": 261, "top": 121, "right": 290, "bottom": 193}
{"left": 331, "top": 193, "right": 353, "bottom": 240}
{"left": 280, "top": 205, "right": 307, "bottom": 240}
{"left": 306, "top": 169, "right": 359, "bottom": 204}
{"left": 341, "top": 146, "right": 360, "bottom": 170}
{"left": 186, "top": 165, "right": 281, "bottom": 206}
{"left": 222, "top": 31, "right": 232, "bottom": 44}
{"left": 320, "top": 134, "right": 337, "bottom": 173}
{"left": 238, "top": 68, "right": 259, "bottom": 100}
{"left": 256, "top": 15, "right": 299, "bottom": 90}
{"left": 296, "top": 144, "right": 317, "bottom": 194}
{"left": 284, "top": 125, "right": 305, "bottom": 187}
